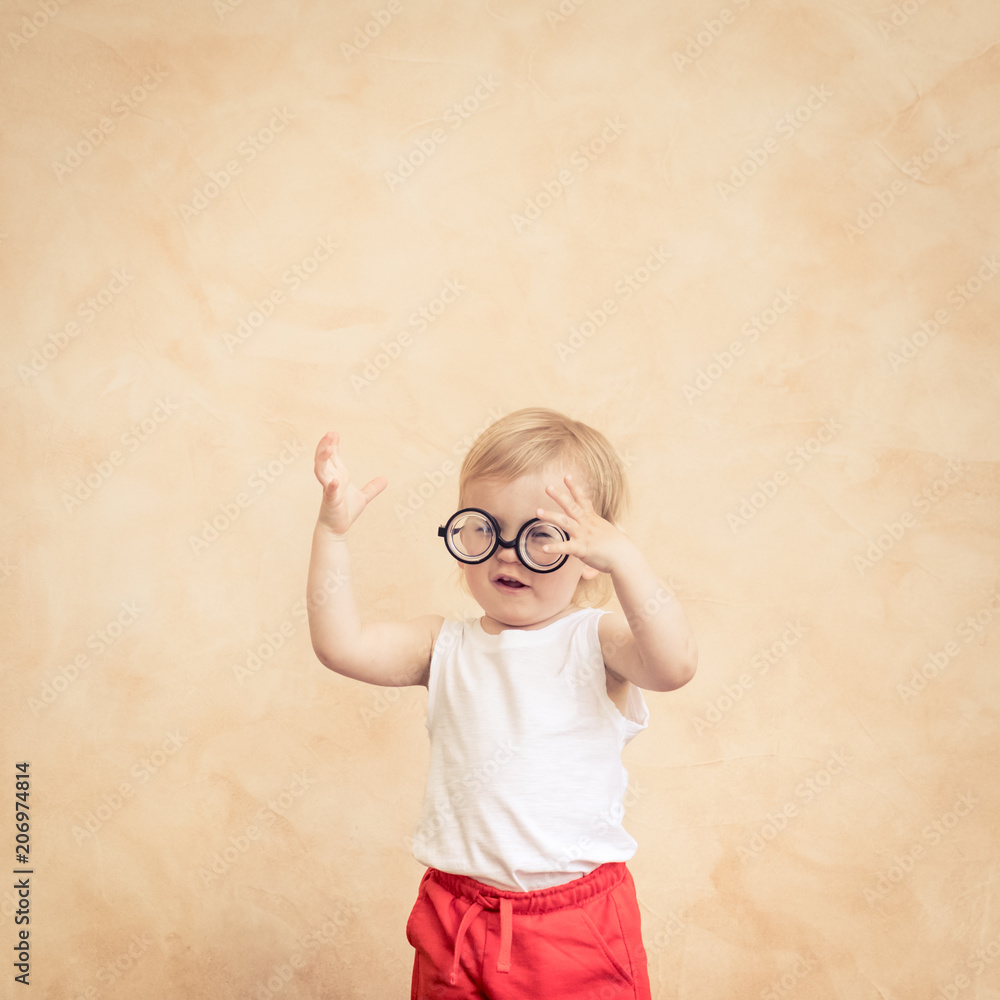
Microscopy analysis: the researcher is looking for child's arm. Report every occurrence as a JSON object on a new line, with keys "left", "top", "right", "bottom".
{"left": 307, "top": 431, "right": 442, "bottom": 688}
{"left": 536, "top": 474, "right": 698, "bottom": 693}
{"left": 597, "top": 551, "right": 697, "bottom": 693}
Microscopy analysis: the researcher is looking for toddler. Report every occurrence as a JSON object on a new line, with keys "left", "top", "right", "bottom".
{"left": 307, "top": 407, "right": 697, "bottom": 1000}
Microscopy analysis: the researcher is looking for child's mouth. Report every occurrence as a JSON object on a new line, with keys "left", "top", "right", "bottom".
{"left": 494, "top": 575, "right": 528, "bottom": 591}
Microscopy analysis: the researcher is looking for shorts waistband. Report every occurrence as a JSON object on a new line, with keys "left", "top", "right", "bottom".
{"left": 423, "top": 862, "right": 628, "bottom": 915}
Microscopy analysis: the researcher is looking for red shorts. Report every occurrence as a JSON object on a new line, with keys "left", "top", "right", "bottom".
{"left": 406, "top": 862, "right": 652, "bottom": 999}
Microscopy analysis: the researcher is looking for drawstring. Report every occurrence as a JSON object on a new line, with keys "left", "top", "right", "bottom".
{"left": 497, "top": 898, "right": 512, "bottom": 972}
{"left": 448, "top": 898, "right": 483, "bottom": 985}
{"left": 448, "top": 892, "right": 514, "bottom": 985}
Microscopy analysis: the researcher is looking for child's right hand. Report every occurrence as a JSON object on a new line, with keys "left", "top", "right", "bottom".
{"left": 314, "top": 431, "right": 388, "bottom": 535}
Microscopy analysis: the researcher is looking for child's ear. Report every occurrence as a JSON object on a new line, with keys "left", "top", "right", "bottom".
{"left": 578, "top": 563, "right": 600, "bottom": 581}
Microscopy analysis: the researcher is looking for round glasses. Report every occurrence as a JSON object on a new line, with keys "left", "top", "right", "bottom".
{"left": 437, "top": 508, "right": 570, "bottom": 573}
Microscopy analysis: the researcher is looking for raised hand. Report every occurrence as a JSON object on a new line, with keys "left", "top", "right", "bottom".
{"left": 314, "top": 431, "right": 388, "bottom": 535}
{"left": 535, "top": 474, "right": 634, "bottom": 574}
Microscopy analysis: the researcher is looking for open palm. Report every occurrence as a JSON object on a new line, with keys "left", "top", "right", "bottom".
{"left": 314, "top": 431, "right": 387, "bottom": 534}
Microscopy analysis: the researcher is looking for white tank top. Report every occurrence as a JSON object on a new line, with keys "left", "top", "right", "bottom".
{"left": 411, "top": 607, "right": 649, "bottom": 892}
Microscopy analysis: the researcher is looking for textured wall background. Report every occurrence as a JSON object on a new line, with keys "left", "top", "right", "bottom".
{"left": 2, "top": 1, "right": 999, "bottom": 997}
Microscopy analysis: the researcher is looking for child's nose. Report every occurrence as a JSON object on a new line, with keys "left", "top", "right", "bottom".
{"left": 495, "top": 545, "right": 519, "bottom": 563}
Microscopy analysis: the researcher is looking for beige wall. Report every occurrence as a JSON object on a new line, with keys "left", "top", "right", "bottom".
{"left": 2, "top": 1, "right": 999, "bottom": 997}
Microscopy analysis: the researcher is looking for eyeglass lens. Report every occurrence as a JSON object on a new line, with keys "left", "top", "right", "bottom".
{"left": 445, "top": 512, "right": 564, "bottom": 569}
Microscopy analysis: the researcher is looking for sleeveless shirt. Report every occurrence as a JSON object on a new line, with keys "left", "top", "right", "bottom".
{"left": 410, "top": 607, "right": 649, "bottom": 891}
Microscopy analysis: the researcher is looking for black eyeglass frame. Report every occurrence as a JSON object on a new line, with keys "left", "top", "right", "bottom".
{"left": 437, "top": 507, "right": 570, "bottom": 573}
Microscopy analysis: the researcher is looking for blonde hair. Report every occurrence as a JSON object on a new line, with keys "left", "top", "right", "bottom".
{"left": 453, "top": 407, "right": 630, "bottom": 608}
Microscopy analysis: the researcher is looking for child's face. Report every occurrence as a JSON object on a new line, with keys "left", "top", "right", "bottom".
{"left": 459, "top": 468, "right": 600, "bottom": 631}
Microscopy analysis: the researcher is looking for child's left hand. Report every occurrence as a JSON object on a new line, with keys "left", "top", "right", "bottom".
{"left": 535, "top": 475, "right": 635, "bottom": 574}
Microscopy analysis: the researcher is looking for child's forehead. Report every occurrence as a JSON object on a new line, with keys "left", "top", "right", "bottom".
{"left": 461, "top": 464, "right": 586, "bottom": 505}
